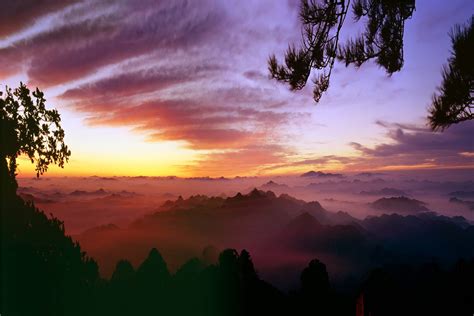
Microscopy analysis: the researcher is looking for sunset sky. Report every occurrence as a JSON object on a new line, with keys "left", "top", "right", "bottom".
{"left": 1, "top": 0, "right": 473, "bottom": 177}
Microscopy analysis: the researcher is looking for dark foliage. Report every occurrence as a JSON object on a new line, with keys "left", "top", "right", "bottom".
{"left": 0, "top": 83, "right": 71, "bottom": 180}
{"left": 358, "top": 260, "right": 474, "bottom": 316}
{"left": 1, "top": 175, "right": 99, "bottom": 315}
{"left": 1, "top": 83, "right": 93, "bottom": 315}
{"left": 269, "top": 0, "right": 415, "bottom": 102}
{"left": 428, "top": 17, "right": 474, "bottom": 130}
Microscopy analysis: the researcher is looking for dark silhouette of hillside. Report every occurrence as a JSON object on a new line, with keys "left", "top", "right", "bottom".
{"left": 370, "top": 196, "right": 430, "bottom": 213}
{"left": 1, "top": 168, "right": 99, "bottom": 315}
{"left": 270, "top": 212, "right": 367, "bottom": 256}
{"left": 91, "top": 246, "right": 474, "bottom": 316}
{"left": 449, "top": 190, "right": 474, "bottom": 199}
{"left": 361, "top": 213, "right": 474, "bottom": 264}
{"left": 450, "top": 197, "right": 474, "bottom": 210}
{"left": 357, "top": 259, "right": 474, "bottom": 316}
{"left": 130, "top": 188, "right": 336, "bottom": 245}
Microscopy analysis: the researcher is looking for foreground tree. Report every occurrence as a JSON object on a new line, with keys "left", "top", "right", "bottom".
{"left": 428, "top": 17, "right": 473, "bottom": 130}
{"left": 269, "top": 0, "right": 415, "bottom": 102}
{"left": 1, "top": 83, "right": 98, "bottom": 315}
{"left": 0, "top": 82, "right": 71, "bottom": 194}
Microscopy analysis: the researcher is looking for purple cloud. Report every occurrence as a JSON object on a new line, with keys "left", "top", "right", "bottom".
{"left": 350, "top": 120, "right": 474, "bottom": 168}
{"left": 0, "top": 0, "right": 79, "bottom": 38}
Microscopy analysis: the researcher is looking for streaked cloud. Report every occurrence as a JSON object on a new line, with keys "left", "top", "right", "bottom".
{"left": 1, "top": 0, "right": 472, "bottom": 176}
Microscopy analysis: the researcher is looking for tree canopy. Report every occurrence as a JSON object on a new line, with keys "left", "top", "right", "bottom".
{"left": 0, "top": 82, "right": 71, "bottom": 181}
{"left": 428, "top": 17, "right": 473, "bottom": 130}
{"left": 268, "top": 0, "right": 415, "bottom": 102}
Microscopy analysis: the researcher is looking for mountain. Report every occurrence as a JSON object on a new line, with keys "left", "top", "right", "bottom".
{"left": 449, "top": 197, "right": 474, "bottom": 210}
{"left": 449, "top": 190, "right": 474, "bottom": 199}
{"left": 270, "top": 212, "right": 367, "bottom": 254}
{"left": 72, "top": 187, "right": 474, "bottom": 290}
{"left": 134, "top": 189, "right": 342, "bottom": 238}
{"left": 18, "top": 193, "right": 54, "bottom": 204}
{"left": 260, "top": 180, "right": 289, "bottom": 191}
{"left": 301, "top": 170, "right": 344, "bottom": 178}
{"left": 362, "top": 213, "right": 474, "bottom": 263}
{"left": 79, "top": 189, "right": 362, "bottom": 276}
{"left": 356, "top": 172, "right": 385, "bottom": 177}
{"left": 154, "top": 188, "right": 333, "bottom": 220}
{"left": 69, "top": 188, "right": 108, "bottom": 196}
{"left": 360, "top": 187, "right": 408, "bottom": 196}
{"left": 370, "top": 196, "right": 430, "bottom": 213}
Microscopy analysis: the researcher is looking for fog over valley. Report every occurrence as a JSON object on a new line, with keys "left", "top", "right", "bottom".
{"left": 17, "top": 168, "right": 474, "bottom": 289}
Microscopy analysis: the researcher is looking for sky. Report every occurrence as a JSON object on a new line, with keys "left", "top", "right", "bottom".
{"left": 1, "top": 0, "right": 473, "bottom": 177}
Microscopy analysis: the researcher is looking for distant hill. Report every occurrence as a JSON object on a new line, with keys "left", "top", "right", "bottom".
{"left": 260, "top": 180, "right": 289, "bottom": 191}
{"left": 18, "top": 193, "right": 54, "bottom": 204}
{"left": 270, "top": 212, "right": 367, "bottom": 254}
{"left": 74, "top": 189, "right": 474, "bottom": 286}
{"left": 449, "top": 191, "right": 474, "bottom": 199}
{"left": 301, "top": 171, "right": 344, "bottom": 178}
{"left": 356, "top": 172, "right": 385, "bottom": 177}
{"left": 69, "top": 188, "right": 108, "bottom": 196}
{"left": 449, "top": 197, "right": 474, "bottom": 210}
{"left": 362, "top": 213, "right": 474, "bottom": 263}
{"left": 138, "top": 188, "right": 345, "bottom": 233}
{"left": 360, "top": 187, "right": 408, "bottom": 196}
{"left": 370, "top": 196, "right": 429, "bottom": 213}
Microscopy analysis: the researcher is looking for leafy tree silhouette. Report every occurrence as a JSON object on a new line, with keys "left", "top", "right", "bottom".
{"left": 0, "top": 83, "right": 71, "bottom": 184}
{"left": 358, "top": 268, "right": 399, "bottom": 316}
{"left": 301, "top": 259, "right": 330, "bottom": 296}
{"left": 268, "top": 0, "right": 415, "bottom": 102}
{"left": 428, "top": 17, "right": 473, "bottom": 130}
{"left": 111, "top": 260, "right": 136, "bottom": 284}
{"left": 357, "top": 261, "right": 474, "bottom": 316}
{"left": 172, "top": 257, "right": 206, "bottom": 315}
{"left": 298, "top": 259, "right": 331, "bottom": 314}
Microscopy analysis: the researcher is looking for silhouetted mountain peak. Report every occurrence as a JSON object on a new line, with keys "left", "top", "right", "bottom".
{"left": 449, "top": 197, "right": 474, "bottom": 210}
{"left": 289, "top": 212, "right": 322, "bottom": 229}
{"left": 301, "top": 170, "right": 344, "bottom": 178}
{"left": 226, "top": 189, "right": 277, "bottom": 204}
{"left": 138, "top": 248, "right": 169, "bottom": 276}
{"left": 148, "top": 248, "right": 163, "bottom": 261}
{"left": 278, "top": 193, "right": 304, "bottom": 204}
{"left": 260, "top": 180, "right": 289, "bottom": 190}
{"left": 370, "top": 196, "right": 430, "bottom": 213}
{"left": 250, "top": 188, "right": 263, "bottom": 197}
{"left": 305, "top": 201, "right": 325, "bottom": 211}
